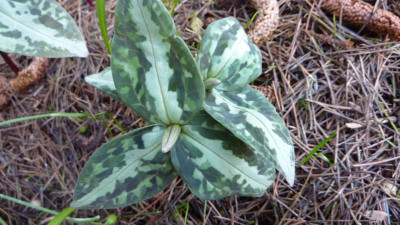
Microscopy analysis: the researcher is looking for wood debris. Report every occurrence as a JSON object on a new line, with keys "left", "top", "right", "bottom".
{"left": 319, "top": 0, "right": 400, "bottom": 40}
{"left": 10, "top": 57, "right": 49, "bottom": 91}
{"left": 248, "top": 0, "right": 280, "bottom": 46}
{"left": 0, "top": 76, "right": 10, "bottom": 109}
{"left": 0, "top": 57, "right": 49, "bottom": 110}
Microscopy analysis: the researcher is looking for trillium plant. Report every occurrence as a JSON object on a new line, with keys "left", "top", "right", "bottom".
{"left": 0, "top": 0, "right": 88, "bottom": 58}
{"left": 71, "top": 0, "right": 295, "bottom": 209}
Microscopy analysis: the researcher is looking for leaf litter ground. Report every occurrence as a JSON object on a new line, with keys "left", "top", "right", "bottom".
{"left": 0, "top": 0, "right": 399, "bottom": 224}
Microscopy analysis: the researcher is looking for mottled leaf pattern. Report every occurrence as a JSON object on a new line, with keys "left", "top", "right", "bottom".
{"left": 111, "top": 0, "right": 204, "bottom": 125}
{"left": 71, "top": 125, "right": 177, "bottom": 209}
{"left": 197, "top": 17, "right": 262, "bottom": 91}
{"left": 85, "top": 67, "right": 158, "bottom": 124}
{"left": 171, "top": 111, "right": 275, "bottom": 200}
{"left": 85, "top": 68, "right": 121, "bottom": 102}
{"left": 204, "top": 86, "right": 295, "bottom": 185}
{"left": 0, "top": 0, "right": 88, "bottom": 57}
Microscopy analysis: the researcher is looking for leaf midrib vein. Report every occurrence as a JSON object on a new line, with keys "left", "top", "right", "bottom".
{"left": 181, "top": 131, "right": 269, "bottom": 187}
{"left": 209, "top": 30, "right": 246, "bottom": 79}
{"left": 136, "top": 0, "right": 172, "bottom": 124}
{"left": 214, "top": 91, "right": 290, "bottom": 171}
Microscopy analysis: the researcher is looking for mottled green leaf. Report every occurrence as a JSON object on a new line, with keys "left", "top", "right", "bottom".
{"left": 197, "top": 17, "right": 262, "bottom": 91}
{"left": 204, "top": 86, "right": 295, "bottom": 186}
{"left": 111, "top": 0, "right": 204, "bottom": 125}
{"left": 0, "top": 0, "right": 88, "bottom": 57}
{"left": 85, "top": 67, "right": 158, "bottom": 124}
{"left": 171, "top": 111, "right": 275, "bottom": 200}
{"left": 85, "top": 68, "right": 121, "bottom": 102}
{"left": 71, "top": 125, "right": 177, "bottom": 209}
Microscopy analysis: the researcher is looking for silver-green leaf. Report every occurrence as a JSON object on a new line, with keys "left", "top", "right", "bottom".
{"left": 0, "top": 0, "right": 88, "bottom": 57}
{"left": 85, "top": 68, "right": 121, "bottom": 102}
{"left": 204, "top": 86, "right": 295, "bottom": 186}
{"left": 71, "top": 125, "right": 177, "bottom": 209}
{"left": 171, "top": 111, "right": 275, "bottom": 200}
{"left": 111, "top": 0, "right": 204, "bottom": 125}
{"left": 197, "top": 17, "right": 262, "bottom": 91}
{"left": 85, "top": 67, "right": 158, "bottom": 124}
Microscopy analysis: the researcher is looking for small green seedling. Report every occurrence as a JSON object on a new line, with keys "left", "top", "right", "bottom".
{"left": 73, "top": 0, "right": 295, "bottom": 209}
{"left": 0, "top": 0, "right": 88, "bottom": 57}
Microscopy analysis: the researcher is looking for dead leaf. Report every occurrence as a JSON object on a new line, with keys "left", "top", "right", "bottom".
{"left": 381, "top": 181, "right": 398, "bottom": 196}
{"left": 190, "top": 16, "right": 204, "bottom": 34}
{"left": 363, "top": 210, "right": 388, "bottom": 222}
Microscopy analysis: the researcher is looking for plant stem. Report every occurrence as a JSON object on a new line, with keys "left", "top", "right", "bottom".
{"left": 87, "top": 0, "right": 94, "bottom": 7}
{"left": 0, "top": 194, "right": 100, "bottom": 224}
{"left": 0, "top": 51, "right": 19, "bottom": 75}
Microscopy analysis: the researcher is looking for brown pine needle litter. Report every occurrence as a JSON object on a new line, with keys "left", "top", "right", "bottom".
{"left": 319, "top": 0, "right": 400, "bottom": 40}
{"left": 1, "top": 0, "right": 400, "bottom": 224}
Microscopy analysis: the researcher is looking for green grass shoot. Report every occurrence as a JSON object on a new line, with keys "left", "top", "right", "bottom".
{"left": 48, "top": 207, "right": 75, "bottom": 225}
{"left": 0, "top": 194, "right": 99, "bottom": 224}
{"left": 243, "top": 10, "right": 262, "bottom": 29}
{"left": 96, "top": 0, "right": 111, "bottom": 54}
{"left": 301, "top": 132, "right": 337, "bottom": 166}
{"left": 0, "top": 217, "right": 7, "bottom": 225}
{"left": 0, "top": 112, "right": 92, "bottom": 127}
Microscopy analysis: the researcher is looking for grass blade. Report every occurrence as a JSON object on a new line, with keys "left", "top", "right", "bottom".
{"left": 48, "top": 207, "right": 75, "bottom": 225}
{"left": 301, "top": 132, "right": 336, "bottom": 166}
{"left": 0, "top": 217, "right": 7, "bottom": 225}
{"left": 0, "top": 194, "right": 99, "bottom": 224}
{"left": 243, "top": 10, "right": 262, "bottom": 29}
{"left": 96, "top": 0, "right": 111, "bottom": 54}
{"left": 0, "top": 112, "right": 90, "bottom": 127}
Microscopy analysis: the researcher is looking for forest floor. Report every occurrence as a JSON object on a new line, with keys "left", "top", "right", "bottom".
{"left": 0, "top": 0, "right": 399, "bottom": 224}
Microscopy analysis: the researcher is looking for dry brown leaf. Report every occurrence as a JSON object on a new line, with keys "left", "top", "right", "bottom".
{"left": 381, "top": 181, "right": 398, "bottom": 196}
{"left": 319, "top": 0, "right": 400, "bottom": 40}
{"left": 248, "top": 0, "right": 280, "bottom": 46}
{"left": 363, "top": 210, "right": 388, "bottom": 222}
{"left": 0, "top": 93, "right": 9, "bottom": 109}
{"left": 346, "top": 117, "right": 397, "bottom": 129}
{"left": 190, "top": 15, "right": 204, "bottom": 34}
